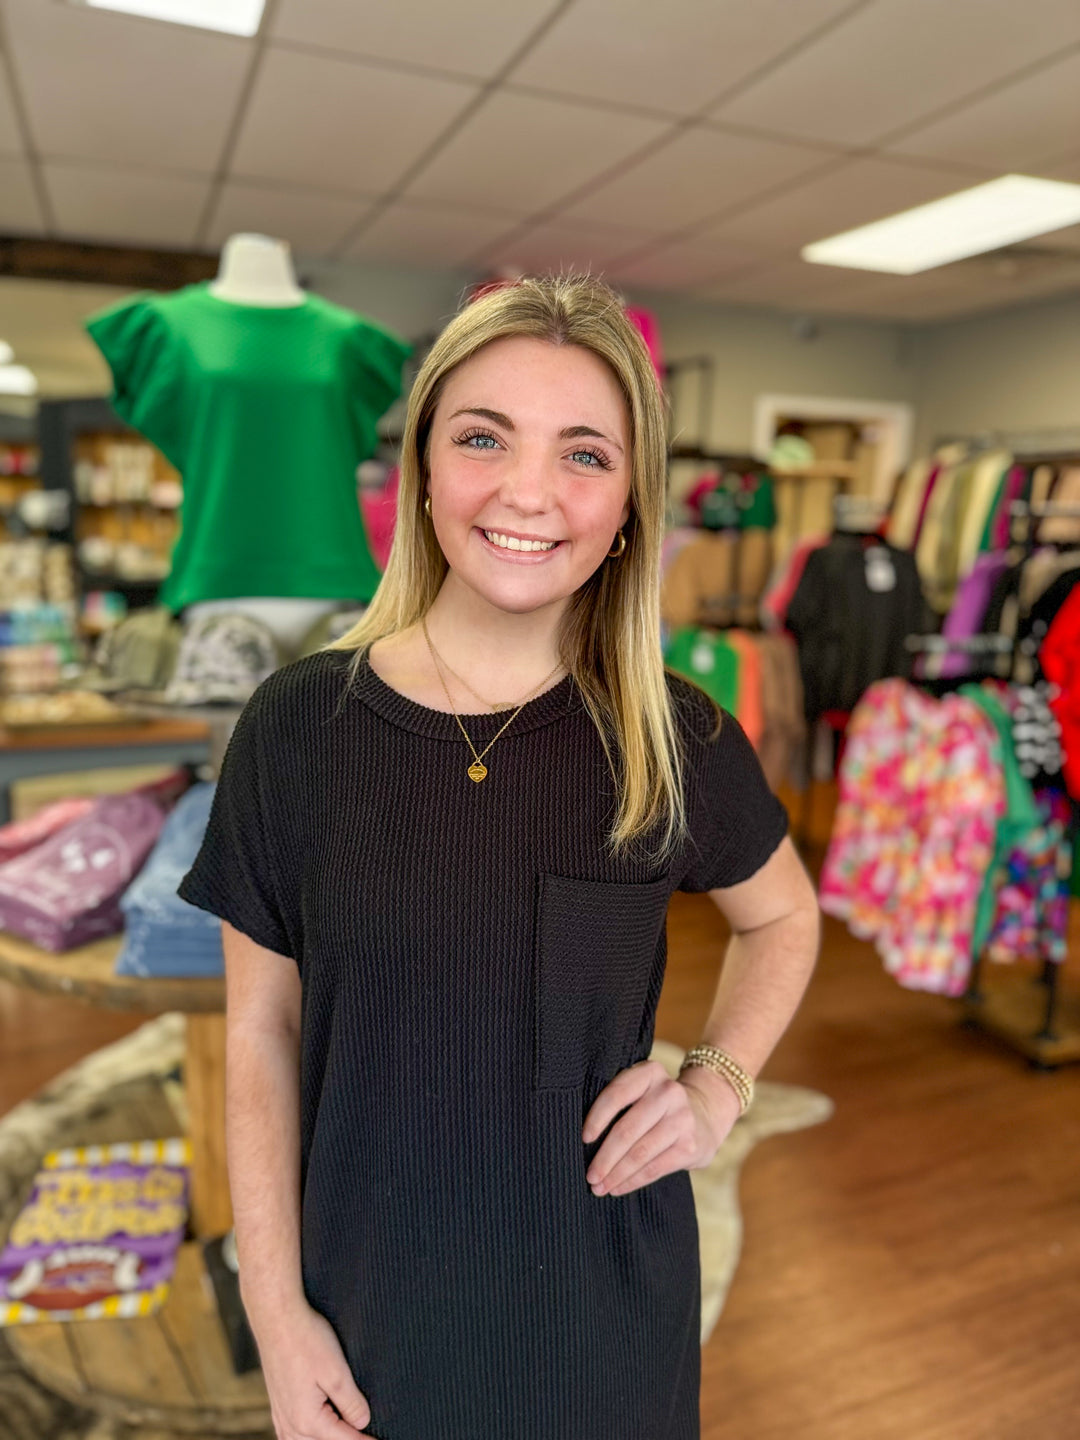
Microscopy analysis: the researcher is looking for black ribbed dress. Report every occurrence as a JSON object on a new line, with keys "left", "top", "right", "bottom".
{"left": 177, "top": 647, "right": 788, "bottom": 1440}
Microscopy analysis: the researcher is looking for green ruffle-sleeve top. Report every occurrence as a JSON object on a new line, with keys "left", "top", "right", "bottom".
{"left": 85, "top": 282, "right": 411, "bottom": 613}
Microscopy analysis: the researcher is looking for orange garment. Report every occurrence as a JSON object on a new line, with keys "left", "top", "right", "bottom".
{"left": 725, "top": 630, "right": 764, "bottom": 750}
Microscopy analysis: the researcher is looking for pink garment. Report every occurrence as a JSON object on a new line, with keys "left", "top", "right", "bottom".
{"left": 624, "top": 307, "right": 664, "bottom": 383}
{"left": 360, "top": 465, "right": 400, "bottom": 572}
{"left": 684, "top": 472, "right": 720, "bottom": 523}
{"left": 0, "top": 797, "right": 96, "bottom": 865}
{"left": 819, "top": 678, "right": 1005, "bottom": 997}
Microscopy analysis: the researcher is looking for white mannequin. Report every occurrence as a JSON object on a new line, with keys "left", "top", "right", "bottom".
{"left": 188, "top": 233, "right": 359, "bottom": 655}
{"left": 208, "top": 232, "right": 307, "bottom": 307}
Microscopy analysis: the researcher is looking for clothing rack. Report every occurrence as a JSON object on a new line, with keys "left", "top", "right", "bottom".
{"left": 950, "top": 496, "right": 1080, "bottom": 1068}
{"left": 932, "top": 427, "right": 1080, "bottom": 456}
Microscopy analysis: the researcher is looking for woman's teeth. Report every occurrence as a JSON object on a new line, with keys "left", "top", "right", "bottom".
{"left": 483, "top": 530, "right": 558, "bottom": 552}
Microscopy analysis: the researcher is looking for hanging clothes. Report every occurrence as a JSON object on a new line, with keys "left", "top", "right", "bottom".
{"left": 754, "top": 633, "right": 806, "bottom": 792}
{"left": 785, "top": 533, "right": 930, "bottom": 722}
{"left": 819, "top": 678, "right": 1005, "bottom": 997}
{"left": 1039, "top": 582, "right": 1080, "bottom": 800}
{"left": 664, "top": 627, "right": 739, "bottom": 713}
{"left": 724, "top": 630, "right": 763, "bottom": 750}
{"left": 925, "top": 552, "right": 1010, "bottom": 680}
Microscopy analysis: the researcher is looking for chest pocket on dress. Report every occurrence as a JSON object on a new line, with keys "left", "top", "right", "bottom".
{"left": 533, "top": 872, "right": 671, "bottom": 1092}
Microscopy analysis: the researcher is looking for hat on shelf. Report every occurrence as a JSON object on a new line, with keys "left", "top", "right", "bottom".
{"left": 164, "top": 611, "right": 283, "bottom": 707}
{"left": 294, "top": 604, "right": 368, "bottom": 660}
{"left": 78, "top": 605, "right": 183, "bottom": 695}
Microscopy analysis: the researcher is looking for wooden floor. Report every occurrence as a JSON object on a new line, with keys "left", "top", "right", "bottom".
{"left": 1, "top": 825, "right": 1078, "bottom": 1438}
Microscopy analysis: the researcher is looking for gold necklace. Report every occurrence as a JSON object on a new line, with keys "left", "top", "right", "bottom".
{"left": 423, "top": 621, "right": 559, "bottom": 712}
{"left": 421, "top": 618, "right": 564, "bottom": 783}
{"left": 424, "top": 637, "right": 513, "bottom": 711}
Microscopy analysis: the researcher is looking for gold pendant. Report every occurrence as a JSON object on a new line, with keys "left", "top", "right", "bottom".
{"left": 467, "top": 761, "right": 488, "bottom": 783}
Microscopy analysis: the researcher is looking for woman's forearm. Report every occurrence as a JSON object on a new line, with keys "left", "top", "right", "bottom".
{"left": 225, "top": 1021, "right": 306, "bottom": 1334}
{"left": 697, "top": 903, "right": 821, "bottom": 1077}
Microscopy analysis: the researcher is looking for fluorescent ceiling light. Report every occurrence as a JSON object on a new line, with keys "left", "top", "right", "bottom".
{"left": 0, "top": 342, "right": 13, "bottom": 366}
{"left": 802, "top": 174, "right": 1080, "bottom": 275}
{"left": 0, "top": 366, "right": 38, "bottom": 397}
{"left": 79, "top": 0, "right": 265, "bottom": 36}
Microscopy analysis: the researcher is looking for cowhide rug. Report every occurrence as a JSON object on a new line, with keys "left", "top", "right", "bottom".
{"left": 0, "top": 1020, "right": 832, "bottom": 1440}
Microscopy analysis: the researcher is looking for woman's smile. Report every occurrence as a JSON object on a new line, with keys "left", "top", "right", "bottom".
{"left": 475, "top": 525, "right": 566, "bottom": 562}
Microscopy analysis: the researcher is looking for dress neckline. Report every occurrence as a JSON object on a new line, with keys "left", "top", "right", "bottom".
{"left": 344, "top": 648, "right": 583, "bottom": 740}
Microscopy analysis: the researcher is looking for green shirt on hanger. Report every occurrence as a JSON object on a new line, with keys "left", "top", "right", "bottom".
{"left": 664, "top": 626, "right": 740, "bottom": 713}
{"left": 86, "top": 282, "right": 411, "bottom": 613}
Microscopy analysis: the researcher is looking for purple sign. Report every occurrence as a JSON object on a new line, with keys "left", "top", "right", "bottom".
{"left": 0, "top": 1138, "right": 189, "bottom": 1324}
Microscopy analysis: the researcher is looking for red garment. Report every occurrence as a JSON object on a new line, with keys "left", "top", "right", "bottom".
{"left": 1039, "top": 585, "right": 1080, "bottom": 799}
{"left": 763, "top": 534, "right": 829, "bottom": 630}
{"left": 910, "top": 463, "right": 943, "bottom": 547}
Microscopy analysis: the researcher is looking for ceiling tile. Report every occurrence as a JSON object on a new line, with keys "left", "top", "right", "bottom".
{"left": 561, "top": 125, "right": 835, "bottom": 234}
{"left": 510, "top": 0, "right": 858, "bottom": 117}
{"left": 887, "top": 48, "right": 1080, "bottom": 171}
{"left": 604, "top": 236, "right": 763, "bottom": 291}
{"left": 231, "top": 47, "right": 478, "bottom": 195}
{"left": 3, "top": 0, "right": 252, "bottom": 171}
{"left": 44, "top": 161, "right": 210, "bottom": 247}
{"left": 271, "top": 0, "right": 556, "bottom": 80}
{"left": 818, "top": 267, "right": 1080, "bottom": 321}
{"left": 206, "top": 178, "right": 373, "bottom": 258}
{"left": 704, "top": 157, "right": 970, "bottom": 254}
{"left": 714, "top": 0, "right": 1080, "bottom": 148}
{"left": 0, "top": 155, "right": 45, "bottom": 234}
{"left": 341, "top": 198, "right": 526, "bottom": 268}
{"left": 1037, "top": 148, "right": 1080, "bottom": 182}
{"left": 474, "top": 217, "right": 653, "bottom": 277}
{"left": 402, "top": 90, "right": 667, "bottom": 212}
{"left": 0, "top": 67, "right": 23, "bottom": 155}
{"left": 1025, "top": 222, "right": 1080, "bottom": 252}
{"left": 694, "top": 257, "right": 861, "bottom": 309}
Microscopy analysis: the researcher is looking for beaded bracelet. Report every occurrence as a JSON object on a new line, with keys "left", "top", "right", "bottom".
{"left": 678, "top": 1043, "right": 755, "bottom": 1115}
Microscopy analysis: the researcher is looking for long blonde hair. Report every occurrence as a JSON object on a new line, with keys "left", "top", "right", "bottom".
{"left": 329, "top": 272, "right": 695, "bottom": 858}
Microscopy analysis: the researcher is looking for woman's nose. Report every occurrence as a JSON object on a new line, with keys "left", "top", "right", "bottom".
{"left": 498, "top": 448, "right": 554, "bottom": 514}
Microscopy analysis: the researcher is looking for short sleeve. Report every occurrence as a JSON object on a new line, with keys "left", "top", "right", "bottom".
{"left": 176, "top": 690, "right": 295, "bottom": 960}
{"left": 85, "top": 295, "right": 188, "bottom": 469}
{"left": 675, "top": 692, "right": 789, "bottom": 893}
{"left": 343, "top": 318, "right": 412, "bottom": 462}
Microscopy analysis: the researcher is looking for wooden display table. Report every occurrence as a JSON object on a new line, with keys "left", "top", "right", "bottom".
{"left": 0, "top": 715, "right": 213, "bottom": 824}
{"left": 0, "top": 929, "right": 272, "bottom": 1432}
{"left": 0, "top": 931, "right": 229, "bottom": 1236}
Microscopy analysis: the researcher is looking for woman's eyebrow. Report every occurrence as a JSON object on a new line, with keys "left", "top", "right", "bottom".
{"left": 448, "top": 406, "right": 624, "bottom": 454}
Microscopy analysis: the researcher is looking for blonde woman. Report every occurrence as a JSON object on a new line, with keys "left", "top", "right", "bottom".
{"left": 179, "top": 274, "right": 820, "bottom": 1440}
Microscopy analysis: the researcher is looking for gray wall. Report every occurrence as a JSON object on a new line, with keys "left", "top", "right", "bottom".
{"left": 911, "top": 292, "right": 1080, "bottom": 454}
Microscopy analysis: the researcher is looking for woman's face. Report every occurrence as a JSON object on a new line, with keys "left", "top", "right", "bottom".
{"left": 426, "top": 335, "right": 632, "bottom": 619}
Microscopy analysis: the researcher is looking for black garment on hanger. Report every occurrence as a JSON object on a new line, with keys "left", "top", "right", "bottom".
{"left": 786, "top": 533, "right": 932, "bottom": 721}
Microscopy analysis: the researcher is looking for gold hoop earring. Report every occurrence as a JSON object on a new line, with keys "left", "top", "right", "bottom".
{"left": 424, "top": 494, "right": 432, "bottom": 518}
{"left": 607, "top": 528, "right": 626, "bottom": 558}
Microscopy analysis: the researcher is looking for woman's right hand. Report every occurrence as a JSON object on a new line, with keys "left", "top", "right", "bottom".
{"left": 254, "top": 1299, "right": 374, "bottom": 1439}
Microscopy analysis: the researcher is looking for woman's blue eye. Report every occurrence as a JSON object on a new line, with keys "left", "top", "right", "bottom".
{"left": 452, "top": 428, "right": 613, "bottom": 471}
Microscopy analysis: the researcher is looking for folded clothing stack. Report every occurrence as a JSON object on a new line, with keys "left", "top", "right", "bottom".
{"left": 117, "top": 783, "right": 224, "bottom": 978}
{"left": 0, "top": 792, "right": 167, "bottom": 951}
{"left": 0, "top": 797, "right": 97, "bottom": 865}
